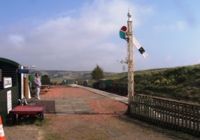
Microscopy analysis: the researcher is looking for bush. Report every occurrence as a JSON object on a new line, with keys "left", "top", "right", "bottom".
{"left": 41, "top": 75, "right": 51, "bottom": 85}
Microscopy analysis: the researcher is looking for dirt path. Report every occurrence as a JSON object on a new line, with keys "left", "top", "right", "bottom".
{"left": 4, "top": 86, "right": 196, "bottom": 140}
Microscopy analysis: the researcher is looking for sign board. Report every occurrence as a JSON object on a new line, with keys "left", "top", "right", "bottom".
{"left": 3, "top": 77, "right": 12, "bottom": 89}
{"left": 7, "top": 90, "right": 12, "bottom": 114}
{"left": 18, "top": 69, "right": 29, "bottom": 74}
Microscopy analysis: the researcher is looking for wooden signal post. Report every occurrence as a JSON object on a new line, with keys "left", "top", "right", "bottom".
{"left": 127, "top": 11, "right": 134, "bottom": 111}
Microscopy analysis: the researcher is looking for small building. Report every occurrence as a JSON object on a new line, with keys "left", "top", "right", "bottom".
{"left": 0, "top": 58, "right": 22, "bottom": 123}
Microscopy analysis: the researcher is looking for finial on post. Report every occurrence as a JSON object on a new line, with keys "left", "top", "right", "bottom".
{"left": 127, "top": 10, "right": 132, "bottom": 21}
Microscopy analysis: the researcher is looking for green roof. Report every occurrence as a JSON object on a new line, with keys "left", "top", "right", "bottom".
{"left": 0, "top": 57, "right": 20, "bottom": 67}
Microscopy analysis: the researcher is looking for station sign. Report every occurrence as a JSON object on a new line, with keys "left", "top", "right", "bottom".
{"left": 18, "top": 69, "right": 29, "bottom": 74}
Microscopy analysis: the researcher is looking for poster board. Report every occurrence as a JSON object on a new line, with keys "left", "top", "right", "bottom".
{"left": 3, "top": 77, "right": 12, "bottom": 89}
{"left": 7, "top": 90, "right": 12, "bottom": 114}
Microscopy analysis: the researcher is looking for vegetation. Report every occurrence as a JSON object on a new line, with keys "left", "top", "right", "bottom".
{"left": 91, "top": 65, "right": 104, "bottom": 80}
{"left": 41, "top": 74, "right": 51, "bottom": 85}
{"left": 93, "top": 64, "right": 200, "bottom": 104}
{"left": 134, "top": 65, "right": 200, "bottom": 103}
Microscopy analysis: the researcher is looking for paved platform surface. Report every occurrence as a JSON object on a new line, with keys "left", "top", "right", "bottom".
{"left": 40, "top": 86, "right": 119, "bottom": 115}
{"left": 77, "top": 85, "right": 128, "bottom": 104}
{"left": 4, "top": 86, "right": 197, "bottom": 140}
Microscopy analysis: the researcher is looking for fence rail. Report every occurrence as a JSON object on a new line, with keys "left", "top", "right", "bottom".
{"left": 130, "top": 94, "right": 200, "bottom": 136}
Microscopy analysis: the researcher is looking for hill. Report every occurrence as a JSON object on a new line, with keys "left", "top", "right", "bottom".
{"left": 31, "top": 70, "right": 115, "bottom": 83}
{"left": 105, "top": 64, "right": 200, "bottom": 103}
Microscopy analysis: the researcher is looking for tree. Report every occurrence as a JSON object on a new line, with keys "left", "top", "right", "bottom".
{"left": 91, "top": 65, "right": 104, "bottom": 80}
{"left": 41, "top": 74, "right": 51, "bottom": 85}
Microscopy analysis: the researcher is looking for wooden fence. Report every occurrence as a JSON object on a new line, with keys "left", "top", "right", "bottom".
{"left": 130, "top": 94, "right": 200, "bottom": 136}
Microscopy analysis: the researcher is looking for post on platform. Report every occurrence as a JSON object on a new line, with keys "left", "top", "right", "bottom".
{"left": 127, "top": 11, "right": 134, "bottom": 113}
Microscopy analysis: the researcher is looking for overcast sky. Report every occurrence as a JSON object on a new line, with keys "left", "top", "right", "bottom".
{"left": 0, "top": 0, "right": 200, "bottom": 72}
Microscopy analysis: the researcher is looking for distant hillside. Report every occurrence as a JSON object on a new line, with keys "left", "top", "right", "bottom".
{"left": 31, "top": 70, "right": 115, "bottom": 83}
{"left": 107, "top": 64, "right": 200, "bottom": 103}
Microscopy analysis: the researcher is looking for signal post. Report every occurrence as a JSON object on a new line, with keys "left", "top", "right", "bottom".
{"left": 126, "top": 12, "right": 134, "bottom": 113}
{"left": 127, "top": 12, "right": 134, "bottom": 105}
{"left": 120, "top": 11, "right": 147, "bottom": 113}
{"left": 120, "top": 11, "right": 146, "bottom": 113}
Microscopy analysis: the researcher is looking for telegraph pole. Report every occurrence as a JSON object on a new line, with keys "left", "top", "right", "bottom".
{"left": 127, "top": 11, "right": 134, "bottom": 110}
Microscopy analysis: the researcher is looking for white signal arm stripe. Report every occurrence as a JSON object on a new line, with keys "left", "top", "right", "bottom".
{"left": 132, "top": 36, "right": 148, "bottom": 58}
{"left": 132, "top": 36, "right": 141, "bottom": 49}
{"left": 142, "top": 52, "right": 148, "bottom": 58}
